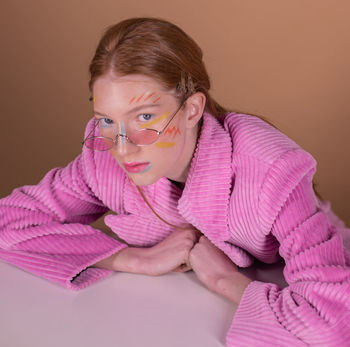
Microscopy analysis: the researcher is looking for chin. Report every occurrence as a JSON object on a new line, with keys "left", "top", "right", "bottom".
{"left": 127, "top": 173, "right": 160, "bottom": 186}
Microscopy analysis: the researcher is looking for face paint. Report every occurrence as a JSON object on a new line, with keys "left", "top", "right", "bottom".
{"left": 139, "top": 163, "right": 152, "bottom": 173}
{"left": 119, "top": 121, "right": 127, "bottom": 154}
{"left": 155, "top": 142, "right": 176, "bottom": 148}
{"left": 143, "top": 92, "right": 155, "bottom": 101}
{"left": 139, "top": 112, "right": 169, "bottom": 129}
{"left": 93, "top": 96, "right": 96, "bottom": 103}
{"left": 136, "top": 92, "right": 145, "bottom": 103}
{"left": 129, "top": 92, "right": 158, "bottom": 105}
{"left": 120, "top": 121, "right": 126, "bottom": 144}
{"left": 164, "top": 126, "right": 181, "bottom": 138}
{"left": 93, "top": 74, "right": 192, "bottom": 187}
{"left": 124, "top": 162, "right": 153, "bottom": 174}
{"left": 110, "top": 149, "right": 116, "bottom": 159}
{"left": 111, "top": 150, "right": 152, "bottom": 175}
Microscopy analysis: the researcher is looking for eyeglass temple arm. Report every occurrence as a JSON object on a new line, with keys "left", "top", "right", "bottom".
{"left": 157, "top": 100, "right": 186, "bottom": 135}
{"left": 82, "top": 118, "right": 102, "bottom": 144}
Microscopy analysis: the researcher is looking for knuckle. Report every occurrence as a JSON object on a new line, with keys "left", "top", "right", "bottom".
{"left": 190, "top": 243, "right": 199, "bottom": 255}
{"left": 184, "top": 238, "right": 195, "bottom": 248}
{"left": 199, "top": 235, "right": 207, "bottom": 243}
{"left": 183, "top": 228, "right": 194, "bottom": 237}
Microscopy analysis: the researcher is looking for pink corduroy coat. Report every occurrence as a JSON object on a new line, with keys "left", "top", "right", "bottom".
{"left": 1, "top": 112, "right": 350, "bottom": 346}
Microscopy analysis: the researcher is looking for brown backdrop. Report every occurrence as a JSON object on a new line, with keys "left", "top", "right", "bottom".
{"left": 1, "top": 0, "right": 349, "bottom": 226}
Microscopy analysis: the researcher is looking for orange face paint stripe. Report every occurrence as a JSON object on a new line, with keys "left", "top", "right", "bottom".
{"left": 143, "top": 92, "right": 155, "bottom": 102}
{"left": 153, "top": 96, "right": 161, "bottom": 103}
{"left": 136, "top": 93, "right": 145, "bottom": 103}
{"left": 139, "top": 112, "right": 169, "bottom": 128}
{"left": 164, "top": 126, "right": 181, "bottom": 137}
{"left": 129, "top": 96, "right": 136, "bottom": 104}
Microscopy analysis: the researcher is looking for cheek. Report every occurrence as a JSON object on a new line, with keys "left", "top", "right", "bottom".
{"left": 152, "top": 137, "right": 184, "bottom": 167}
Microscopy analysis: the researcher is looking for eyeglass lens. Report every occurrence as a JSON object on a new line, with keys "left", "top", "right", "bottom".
{"left": 84, "top": 119, "right": 161, "bottom": 150}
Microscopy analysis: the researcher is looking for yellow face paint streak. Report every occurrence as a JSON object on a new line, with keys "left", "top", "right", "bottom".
{"left": 93, "top": 96, "right": 96, "bottom": 103}
{"left": 155, "top": 142, "right": 176, "bottom": 148}
{"left": 110, "top": 150, "right": 117, "bottom": 159}
{"left": 139, "top": 112, "right": 169, "bottom": 129}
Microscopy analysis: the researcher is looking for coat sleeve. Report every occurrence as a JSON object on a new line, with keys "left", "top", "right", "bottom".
{"left": 226, "top": 149, "right": 350, "bottom": 346}
{"left": 0, "top": 154, "right": 127, "bottom": 290}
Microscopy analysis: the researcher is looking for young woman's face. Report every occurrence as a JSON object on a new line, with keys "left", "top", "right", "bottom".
{"left": 92, "top": 73, "right": 198, "bottom": 186}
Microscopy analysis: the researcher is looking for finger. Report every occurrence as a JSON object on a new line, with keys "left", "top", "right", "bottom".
{"left": 180, "top": 264, "right": 192, "bottom": 272}
{"left": 179, "top": 229, "right": 201, "bottom": 245}
{"left": 199, "top": 235, "right": 211, "bottom": 244}
{"left": 172, "top": 267, "right": 182, "bottom": 272}
{"left": 172, "top": 263, "right": 192, "bottom": 273}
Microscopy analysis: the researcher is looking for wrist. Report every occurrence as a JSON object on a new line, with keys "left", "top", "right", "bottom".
{"left": 113, "top": 247, "right": 145, "bottom": 273}
{"left": 217, "top": 272, "right": 253, "bottom": 305}
{"left": 94, "top": 246, "right": 159, "bottom": 275}
{"left": 93, "top": 249, "right": 126, "bottom": 271}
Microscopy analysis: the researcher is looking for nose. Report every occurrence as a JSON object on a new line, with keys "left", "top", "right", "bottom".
{"left": 113, "top": 134, "right": 139, "bottom": 157}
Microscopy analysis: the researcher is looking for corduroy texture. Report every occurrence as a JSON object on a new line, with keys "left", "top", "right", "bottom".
{"left": 1, "top": 112, "right": 349, "bottom": 345}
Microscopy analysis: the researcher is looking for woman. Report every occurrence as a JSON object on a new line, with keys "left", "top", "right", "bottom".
{"left": 1, "top": 17, "right": 349, "bottom": 346}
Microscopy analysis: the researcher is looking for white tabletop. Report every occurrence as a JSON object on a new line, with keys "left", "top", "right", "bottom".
{"left": 1, "top": 259, "right": 286, "bottom": 347}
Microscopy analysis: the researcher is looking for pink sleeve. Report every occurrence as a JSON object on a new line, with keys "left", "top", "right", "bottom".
{"left": 226, "top": 150, "right": 350, "bottom": 346}
{"left": 0, "top": 154, "right": 127, "bottom": 290}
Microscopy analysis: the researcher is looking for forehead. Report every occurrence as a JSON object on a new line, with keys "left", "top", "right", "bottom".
{"left": 93, "top": 74, "right": 169, "bottom": 98}
{"left": 92, "top": 74, "right": 177, "bottom": 116}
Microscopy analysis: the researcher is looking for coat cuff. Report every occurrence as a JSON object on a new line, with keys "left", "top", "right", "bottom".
{"left": 1, "top": 238, "right": 128, "bottom": 291}
{"left": 66, "top": 242, "right": 128, "bottom": 290}
{"left": 226, "top": 281, "right": 307, "bottom": 346}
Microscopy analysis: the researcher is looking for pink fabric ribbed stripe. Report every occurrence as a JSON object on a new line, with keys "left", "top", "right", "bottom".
{"left": 1, "top": 112, "right": 349, "bottom": 345}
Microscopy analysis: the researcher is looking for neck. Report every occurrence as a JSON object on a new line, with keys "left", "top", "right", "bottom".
{"left": 168, "top": 178, "right": 185, "bottom": 190}
{"left": 166, "top": 120, "right": 202, "bottom": 184}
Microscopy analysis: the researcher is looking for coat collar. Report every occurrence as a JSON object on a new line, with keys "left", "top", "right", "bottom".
{"left": 124, "top": 112, "right": 233, "bottom": 240}
{"left": 177, "top": 112, "right": 233, "bottom": 241}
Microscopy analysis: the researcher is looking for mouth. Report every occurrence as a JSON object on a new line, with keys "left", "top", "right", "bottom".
{"left": 123, "top": 162, "right": 152, "bottom": 173}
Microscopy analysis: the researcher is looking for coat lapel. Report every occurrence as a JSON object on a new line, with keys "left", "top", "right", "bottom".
{"left": 178, "top": 113, "right": 233, "bottom": 241}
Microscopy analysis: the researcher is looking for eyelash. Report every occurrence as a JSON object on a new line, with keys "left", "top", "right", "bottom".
{"left": 138, "top": 114, "right": 153, "bottom": 122}
{"left": 99, "top": 118, "right": 113, "bottom": 128}
{"left": 95, "top": 113, "right": 154, "bottom": 127}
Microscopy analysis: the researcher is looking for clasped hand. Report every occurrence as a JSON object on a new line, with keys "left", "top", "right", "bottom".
{"left": 136, "top": 225, "right": 251, "bottom": 303}
{"left": 111, "top": 225, "right": 252, "bottom": 303}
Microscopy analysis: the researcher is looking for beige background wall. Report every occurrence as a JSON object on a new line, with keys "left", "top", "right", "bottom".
{"left": 0, "top": 0, "right": 349, "bottom": 226}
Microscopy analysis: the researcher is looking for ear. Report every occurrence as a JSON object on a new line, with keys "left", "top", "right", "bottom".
{"left": 183, "top": 92, "right": 206, "bottom": 129}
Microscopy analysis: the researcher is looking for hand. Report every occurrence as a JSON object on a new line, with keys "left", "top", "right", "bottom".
{"left": 189, "top": 236, "right": 252, "bottom": 304}
{"left": 111, "top": 225, "right": 201, "bottom": 276}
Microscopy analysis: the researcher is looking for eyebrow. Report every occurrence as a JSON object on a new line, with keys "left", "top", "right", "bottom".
{"left": 94, "top": 104, "right": 161, "bottom": 117}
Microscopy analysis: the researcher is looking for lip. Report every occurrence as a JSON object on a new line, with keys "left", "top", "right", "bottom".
{"left": 123, "top": 162, "right": 151, "bottom": 173}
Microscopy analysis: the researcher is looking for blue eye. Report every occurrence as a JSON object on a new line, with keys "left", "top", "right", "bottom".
{"left": 138, "top": 114, "right": 153, "bottom": 122}
{"left": 100, "top": 118, "right": 113, "bottom": 128}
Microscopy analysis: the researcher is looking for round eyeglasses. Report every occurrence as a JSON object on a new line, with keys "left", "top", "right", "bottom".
{"left": 82, "top": 101, "right": 185, "bottom": 151}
